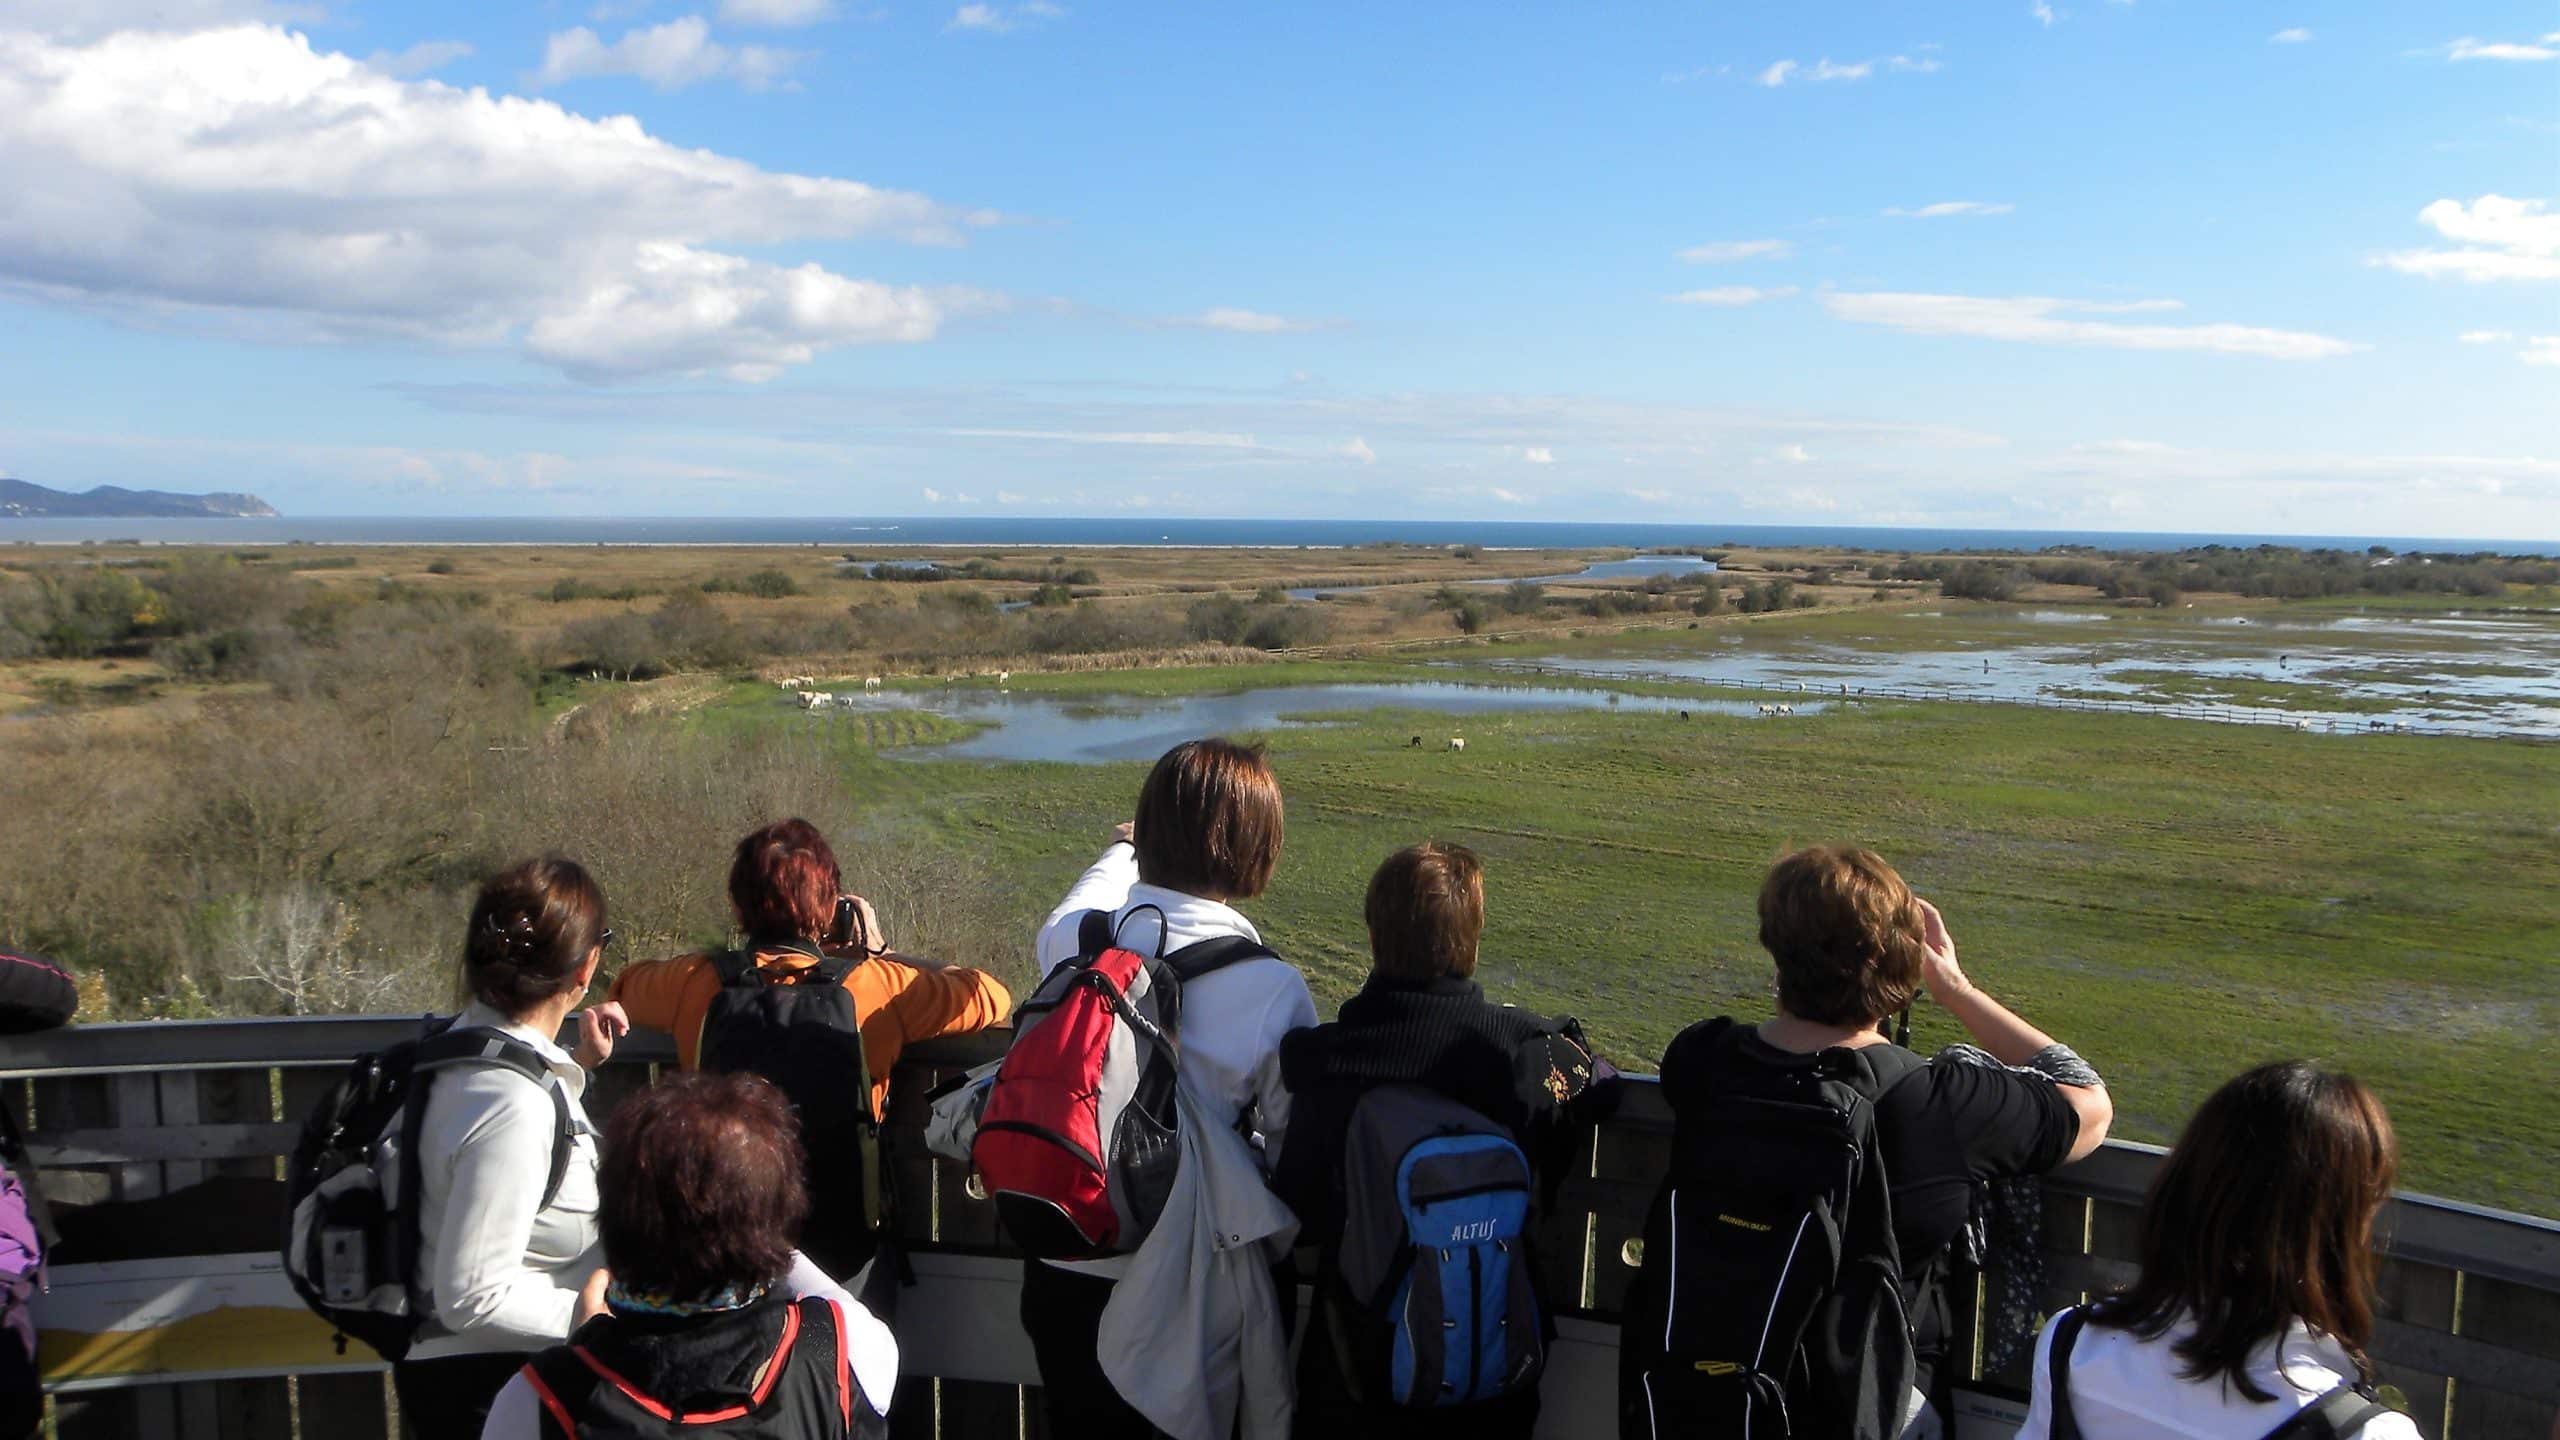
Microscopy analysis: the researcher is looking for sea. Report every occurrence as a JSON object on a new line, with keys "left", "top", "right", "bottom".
{"left": 0, "top": 516, "right": 2552, "bottom": 556}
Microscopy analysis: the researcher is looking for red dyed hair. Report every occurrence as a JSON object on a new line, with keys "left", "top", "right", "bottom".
{"left": 599, "top": 1071, "right": 808, "bottom": 1297}
{"left": 729, "top": 819, "right": 841, "bottom": 945}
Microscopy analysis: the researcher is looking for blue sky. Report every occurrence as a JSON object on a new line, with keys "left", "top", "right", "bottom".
{"left": 0, "top": 1, "right": 2554, "bottom": 537}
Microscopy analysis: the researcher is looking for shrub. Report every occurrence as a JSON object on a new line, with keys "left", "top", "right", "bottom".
{"left": 703, "top": 569, "right": 802, "bottom": 598}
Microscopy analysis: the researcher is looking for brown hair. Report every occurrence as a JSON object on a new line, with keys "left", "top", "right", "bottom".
{"left": 1132, "top": 738, "right": 1284, "bottom": 900}
{"left": 1755, "top": 845, "right": 1926, "bottom": 1028}
{"left": 598, "top": 1071, "right": 809, "bottom": 1299}
{"left": 729, "top": 819, "right": 841, "bottom": 945}
{"left": 463, "top": 857, "right": 606, "bottom": 1016}
{"left": 1365, "top": 843, "right": 1485, "bottom": 983}
{"left": 2098, "top": 1061, "right": 2397, "bottom": 1398}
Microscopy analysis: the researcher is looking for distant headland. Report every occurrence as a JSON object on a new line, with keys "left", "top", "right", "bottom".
{"left": 0, "top": 478, "right": 278, "bottom": 519}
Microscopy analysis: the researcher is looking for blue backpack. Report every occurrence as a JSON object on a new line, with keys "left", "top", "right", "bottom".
{"left": 1319, "top": 1085, "right": 1545, "bottom": 1408}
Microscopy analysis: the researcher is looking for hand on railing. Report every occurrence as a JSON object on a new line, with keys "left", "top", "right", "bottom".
{"left": 574, "top": 1001, "right": 631, "bottom": 1071}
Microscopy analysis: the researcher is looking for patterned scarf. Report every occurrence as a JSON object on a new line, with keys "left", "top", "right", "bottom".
{"left": 604, "top": 1278, "right": 771, "bottom": 1319}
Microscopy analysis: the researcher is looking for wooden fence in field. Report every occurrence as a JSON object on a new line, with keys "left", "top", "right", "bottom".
{"left": 6, "top": 1018, "right": 2556, "bottom": 1438}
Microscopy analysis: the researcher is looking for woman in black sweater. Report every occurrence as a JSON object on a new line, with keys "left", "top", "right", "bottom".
{"left": 1271, "top": 843, "right": 1602, "bottom": 1440}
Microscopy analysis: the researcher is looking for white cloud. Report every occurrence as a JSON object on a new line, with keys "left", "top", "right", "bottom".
{"left": 525, "top": 242, "right": 941, "bottom": 381}
{"left": 1170, "top": 308, "right": 1343, "bottom": 335}
{"left": 2031, "top": 2, "right": 2057, "bottom": 27}
{"left": 1669, "top": 285, "right": 1798, "bottom": 306}
{"left": 1822, "top": 292, "right": 2363, "bottom": 359}
{"left": 1679, "top": 239, "right": 1792, "bottom": 263}
{"left": 535, "top": 16, "right": 807, "bottom": 91}
{"left": 2269, "top": 28, "right": 2311, "bottom": 45}
{"left": 0, "top": 0, "right": 324, "bottom": 37}
{"left": 2375, "top": 195, "right": 2560, "bottom": 282}
{"left": 0, "top": 25, "right": 989, "bottom": 379}
{"left": 2460, "top": 330, "right": 2515, "bottom": 343}
{"left": 947, "top": 428, "right": 1272, "bottom": 451}
{"left": 2445, "top": 33, "right": 2559, "bottom": 62}
{"left": 1774, "top": 443, "right": 1813, "bottom": 464}
{"left": 720, "top": 0, "right": 832, "bottom": 23}
{"left": 1884, "top": 201, "right": 2015, "bottom": 218}
{"left": 1338, "top": 437, "right": 1376, "bottom": 464}
{"left": 2524, "top": 337, "right": 2560, "bottom": 366}
{"left": 1758, "top": 55, "right": 1911, "bottom": 86}
{"left": 947, "top": 1, "right": 1063, "bottom": 34}
{"left": 367, "top": 39, "right": 473, "bottom": 76}
{"left": 1520, "top": 446, "right": 1555, "bottom": 465}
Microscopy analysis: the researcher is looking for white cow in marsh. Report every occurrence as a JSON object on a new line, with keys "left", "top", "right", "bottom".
{"left": 1447, "top": 737, "right": 1466, "bottom": 752}
{"left": 864, "top": 676, "right": 883, "bottom": 690}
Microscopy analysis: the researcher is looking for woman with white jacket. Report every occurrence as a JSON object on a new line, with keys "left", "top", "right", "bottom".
{"left": 397, "top": 857, "right": 630, "bottom": 1439}
{"left": 2017, "top": 1061, "right": 2419, "bottom": 1440}
{"left": 1022, "top": 738, "right": 1317, "bottom": 1437}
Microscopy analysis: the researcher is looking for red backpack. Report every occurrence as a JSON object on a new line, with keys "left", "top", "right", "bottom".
{"left": 971, "top": 908, "right": 1273, "bottom": 1259}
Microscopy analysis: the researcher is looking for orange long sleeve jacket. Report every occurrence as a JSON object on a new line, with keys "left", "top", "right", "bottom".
{"left": 609, "top": 945, "right": 1013, "bottom": 1116}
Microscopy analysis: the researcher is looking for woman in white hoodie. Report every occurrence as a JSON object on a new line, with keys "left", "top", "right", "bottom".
{"left": 397, "top": 857, "right": 629, "bottom": 1439}
{"left": 2017, "top": 1061, "right": 2418, "bottom": 1440}
{"left": 1022, "top": 738, "right": 1317, "bottom": 1436}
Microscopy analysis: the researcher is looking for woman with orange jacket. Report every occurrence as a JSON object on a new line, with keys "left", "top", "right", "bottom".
{"left": 610, "top": 819, "right": 1012, "bottom": 1275}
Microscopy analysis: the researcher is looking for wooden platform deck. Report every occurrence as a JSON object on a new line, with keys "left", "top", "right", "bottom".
{"left": 7, "top": 1017, "right": 2556, "bottom": 1438}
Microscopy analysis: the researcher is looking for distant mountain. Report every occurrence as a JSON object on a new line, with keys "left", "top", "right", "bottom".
{"left": 0, "top": 479, "right": 279, "bottom": 519}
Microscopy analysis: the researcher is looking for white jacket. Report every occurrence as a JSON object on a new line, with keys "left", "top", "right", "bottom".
{"left": 2016, "top": 1311, "right": 2423, "bottom": 1440}
{"left": 1097, "top": 1071, "right": 1299, "bottom": 1440}
{"left": 1033, "top": 842, "right": 1317, "bottom": 1280}
{"left": 408, "top": 1002, "right": 604, "bottom": 1360}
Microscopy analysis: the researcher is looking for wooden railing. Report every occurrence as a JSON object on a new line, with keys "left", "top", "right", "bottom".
{"left": 6, "top": 1018, "right": 2556, "bottom": 1438}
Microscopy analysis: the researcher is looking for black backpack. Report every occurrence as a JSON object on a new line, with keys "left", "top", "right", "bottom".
{"left": 1620, "top": 1019, "right": 1924, "bottom": 1440}
{"left": 284, "top": 1018, "right": 574, "bottom": 1362}
{"left": 524, "top": 1296, "right": 886, "bottom": 1439}
{"left": 698, "top": 947, "right": 885, "bottom": 1280}
{"left": 1318, "top": 1085, "right": 1545, "bottom": 1409}
{"left": 2043, "top": 1306, "right": 2397, "bottom": 1440}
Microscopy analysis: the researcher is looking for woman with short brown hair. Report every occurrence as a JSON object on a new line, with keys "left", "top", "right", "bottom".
{"left": 2017, "top": 1063, "right": 2414, "bottom": 1440}
{"left": 1273, "top": 843, "right": 1600, "bottom": 1439}
{"left": 1021, "top": 738, "right": 1316, "bottom": 1435}
{"left": 1653, "top": 844, "right": 2112, "bottom": 1432}
{"left": 480, "top": 1072, "right": 898, "bottom": 1438}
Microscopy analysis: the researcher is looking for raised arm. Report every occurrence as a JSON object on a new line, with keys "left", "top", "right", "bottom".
{"left": 1916, "top": 898, "right": 2113, "bottom": 1163}
{"left": 1034, "top": 828, "right": 1140, "bottom": 975}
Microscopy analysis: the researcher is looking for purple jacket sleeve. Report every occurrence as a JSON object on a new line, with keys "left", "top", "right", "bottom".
{"left": 0, "top": 951, "right": 77, "bottom": 1035}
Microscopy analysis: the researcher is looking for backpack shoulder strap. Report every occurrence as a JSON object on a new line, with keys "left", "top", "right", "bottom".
{"left": 415, "top": 1026, "right": 579, "bottom": 1209}
{"left": 711, "top": 948, "right": 758, "bottom": 986}
{"left": 2045, "top": 1305, "right": 2092, "bottom": 1440}
{"left": 1843, "top": 1041, "right": 1930, "bottom": 1100}
{"left": 521, "top": 1349, "right": 595, "bottom": 1439}
{"left": 2256, "top": 1383, "right": 2394, "bottom": 1440}
{"left": 1076, "top": 908, "right": 1115, "bottom": 957}
{"left": 1162, "top": 934, "right": 1278, "bottom": 982}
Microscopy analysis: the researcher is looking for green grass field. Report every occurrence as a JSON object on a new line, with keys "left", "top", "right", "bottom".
{"left": 701, "top": 649, "right": 2560, "bottom": 1213}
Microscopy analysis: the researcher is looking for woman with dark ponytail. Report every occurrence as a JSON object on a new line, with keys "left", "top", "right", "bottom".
{"left": 396, "top": 857, "right": 629, "bottom": 1438}
{"left": 2017, "top": 1061, "right": 2417, "bottom": 1440}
